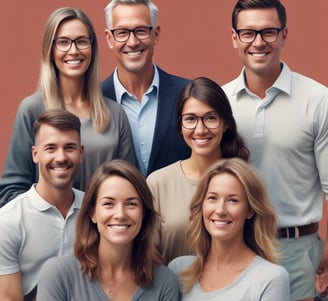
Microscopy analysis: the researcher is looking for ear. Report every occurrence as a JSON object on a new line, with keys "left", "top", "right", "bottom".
{"left": 105, "top": 29, "right": 114, "bottom": 49}
{"left": 31, "top": 146, "right": 38, "bottom": 164}
{"left": 79, "top": 145, "right": 84, "bottom": 163}
{"left": 153, "top": 25, "right": 160, "bottom": 45}
{"left": 246, "top": 209, "right": 254, "bottom": 220}
{"left": 281, "top": 27, "right": 288, "bottom": 48}
{"left": 231, "top": 28, "right": 239, "bottom": 49}
{"left": 90, "top": 211, "right": 97, "bottom": 224}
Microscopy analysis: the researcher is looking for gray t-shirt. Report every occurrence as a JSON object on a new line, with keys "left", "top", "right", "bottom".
{"left": 169, "top": 255, "right": 290, "bottom": 301}
{"left": 37, "top": 254, "right": 180, "bottom": 301}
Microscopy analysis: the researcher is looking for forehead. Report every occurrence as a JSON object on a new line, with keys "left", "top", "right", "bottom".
{"left": 182, "top": 97, "right": 216, "bottom": 114}
{"left": 111, "top": 4, "right": 151, "bottom": 28}
{"left": 236, "top": 8, "right": 281, "bottom": 29}
{"left": 56, "top": 19, "right": 89, "bottom": 37}
{"left": 35, "top": 124, "right": 80, "bottom": 145}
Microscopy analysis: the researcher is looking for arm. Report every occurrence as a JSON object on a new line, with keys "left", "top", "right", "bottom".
{"left": 0, "top": 272, "right": 23, "bottom": 301}
{"left": 116, "top": 105, "right": 136, "bottom": 166}
{"left": 0, "top": 96, "right": 43, "bottom": 206}
{"left": 316, "top": 195, "right": 328, "bottom": 296}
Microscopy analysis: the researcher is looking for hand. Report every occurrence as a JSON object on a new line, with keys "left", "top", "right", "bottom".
{"left": 316, "top": 240, "right": 328, "bottom": 297}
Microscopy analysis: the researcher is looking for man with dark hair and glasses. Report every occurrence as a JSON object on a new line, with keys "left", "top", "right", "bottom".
{"left": 101, "top": 0, "right": 190, "bottom": 176}
{"left": 223, "top": 1, "right": 328, "bottom": 300}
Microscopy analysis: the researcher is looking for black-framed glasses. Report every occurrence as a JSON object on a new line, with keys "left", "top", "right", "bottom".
{"left": 235, "top": 27, "right": 284, "bottom": 43}
{"left": 181, "top": 113, "right": 220, "bottom": 130}
{"left": 110, "top": 26, "right": 153, "bottom": 43}
{"left": 53, "top": 37, "right": 93, "bottom": 52}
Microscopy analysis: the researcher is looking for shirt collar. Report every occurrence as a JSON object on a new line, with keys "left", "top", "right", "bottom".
{"left": 28, "top": 185, "right": 82, "bottom": 212}
{"left": 113, "top": 64, "right": 159, "bottom": 102}
{"left": 233, "top": 61, "right": 291, "bottom": 97}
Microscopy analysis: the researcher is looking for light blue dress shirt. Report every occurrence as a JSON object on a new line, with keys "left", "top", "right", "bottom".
{"left": 113, "top": 65, "right": 159, "bottom": 175}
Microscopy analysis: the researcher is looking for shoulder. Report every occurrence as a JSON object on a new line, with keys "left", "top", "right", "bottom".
{"left": 17, "top": 91, "right": 45, "bottom": 114}
{"left": 72, "top": 189, "right": 84, "bottom": 203}
{"left": 41, "top": 254, "right": 78, "bottom": 277}
{"left": 147, "top": 161, "right": 181, "bottom": 183}
{"left": 291, "top": 70, "right": 328, "bottom": 95}
{"left": 157, "top": 67, "right": 190, "bottom": 87}
{"left": 168, "top": 255, "right": 195, "bottom": 275}
{"left": 0, "top": 191, "right": 29, "bottom": 220}
{"left": 103, "top": 97, "right": 125, "bottom": 113}
{"left": 152, "top": 265, "right": 180, "bottom": 287}
{"left": 251, "top": 256, "right": 289, "bottom": 280}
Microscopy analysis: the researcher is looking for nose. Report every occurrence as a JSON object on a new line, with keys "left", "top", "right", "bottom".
{"left": 126, "top": 31, "right": 140, "bottom": 46}
{"left": 215, "top": 200, "right": 227, "bottom": 215}
{"left": 252, "top": 32, "right": 266, "bottom": 46}
{"left": 114, "top": 203, "right": 126, "bottom": 219}
{"left": 68, "top": 41, "right": 79, "bottom": 53}
{"left": 194, "top": 118, "right": 208, "bottom": 133}
{"left": 55, "top": 149, "right": 68, "bottom": 162}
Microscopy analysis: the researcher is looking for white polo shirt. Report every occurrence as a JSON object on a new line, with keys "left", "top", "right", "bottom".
{"left": 0, "top": 185, "right": 84, "bottom": 295}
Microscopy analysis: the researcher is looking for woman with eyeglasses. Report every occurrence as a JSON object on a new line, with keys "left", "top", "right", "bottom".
{"left": 147, "top": 76, "right": 249, "bottom": 264}
{"left": 37, "top": 160, "right": 180, "bottom": 301}
{"left": 0, "top": 7, "right": 135, "bottom": 206}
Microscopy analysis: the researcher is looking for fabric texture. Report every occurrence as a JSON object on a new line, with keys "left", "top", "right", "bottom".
{"left": 101, "top": 66, "right": 191, "bottom": 176}
{"left": 169, "top": 255, "right": 290, "bottom": 301}
{"left": 0, "top": 185, "right": 83, "bottom": 295}
{"left": 0, "top": 92, "right": 135, "bottom": 206}
{"left": 147, "top": 161, "right": 198, "bottom": 263}
{"left": 37, "top": 254, "right": 181, "bottom": 301}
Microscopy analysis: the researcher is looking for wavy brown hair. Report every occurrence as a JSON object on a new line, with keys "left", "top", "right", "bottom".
{"left": 180, "top": 158, "right": 279, "bottom": 292}
{"left": 74, "top": 160, "right": 162, "bottom": 287}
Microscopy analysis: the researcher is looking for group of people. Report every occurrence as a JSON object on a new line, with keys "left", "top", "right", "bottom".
{"left": 0, "top": 0, "right": 327, "bottom": 301}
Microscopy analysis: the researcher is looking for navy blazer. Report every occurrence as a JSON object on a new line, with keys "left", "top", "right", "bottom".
{"left": 101, "top": 67, "right": 191, "bottom": 175}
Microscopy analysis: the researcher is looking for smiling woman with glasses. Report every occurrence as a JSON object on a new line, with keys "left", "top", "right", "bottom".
{"left": 147, "top": 77, "right": 249, "bottom": 264}
{"left": 0, "top": 7, "right": 136, "bottom": 209}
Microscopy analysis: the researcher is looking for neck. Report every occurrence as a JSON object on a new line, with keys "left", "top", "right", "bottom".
{"left": 182, "top": 152, "right": 222, "bottom": 181}
{"left": 244, "top": 64, "right": 282, "bottom": 99}
{"left": 34, "top": 183, "right": 74, "bottom": 218}
{"left": 117, "top": 65, "right": 154, "bottom": 101}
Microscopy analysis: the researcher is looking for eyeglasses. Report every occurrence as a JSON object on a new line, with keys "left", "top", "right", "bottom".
{"left": 235, "top": 27, "right": 284, "bottom": 43}
{"left": 181, "top": 113, "right": 220, "bottom": 130}
{"left": 53, "top": 37, "right": 93, "bottom": 52}
{"left": 110, "top": 26, "right": 153, "bottom": 43}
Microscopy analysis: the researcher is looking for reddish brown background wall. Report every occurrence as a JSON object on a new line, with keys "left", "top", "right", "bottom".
{"left": 1, "top": 1, "right": 327, "bottom": 234}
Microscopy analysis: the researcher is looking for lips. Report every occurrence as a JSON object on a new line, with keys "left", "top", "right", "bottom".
{"left": 109, "top": 224, "right": 130, "bottom": 231}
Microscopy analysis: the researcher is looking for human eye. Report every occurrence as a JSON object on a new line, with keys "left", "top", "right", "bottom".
{"left": 76, "top": 38, "right": 90, "bottom": 48}
{"left": 183, "top": 114, "right": 196, "bottom": 122}
{"left": 56, "top": 38, "right": 70, "bottom": 47}
{"left": 262, "top": 28, "right": 277, "bottom": 38}
{"left": 135, "top": 27, "right": 148, "bottom": 36}
{"left": 205, "top": 114, "right": 219, "bottom": 122}
{"left": 240, "top": 29, "right": 255, "bottom": 39}
{"left": 126, "top": 199, "right": 139, "bottom": 208}
{"left": 44, "top": 145, "right": 56, "bottom": 152}
{"left": 228, "top": 198, "right": 239, "bottom": 204}
{"left": 115, "top": 29, "right": 128, "bottom": 38}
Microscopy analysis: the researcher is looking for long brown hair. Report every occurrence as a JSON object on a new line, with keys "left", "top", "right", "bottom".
{"left": 74, "top": 160, "right": 162, "bottom": 287}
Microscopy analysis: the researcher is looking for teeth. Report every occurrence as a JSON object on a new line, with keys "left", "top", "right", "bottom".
{"left": 110, "top": 225, "right": 129, "bottom": 230}
{"left": 126, "top": 51, "right": 142, "bottom": 56}
{"left": 213, "top": 221, "right": 229, "bottom": 225}
{"left": 195, "top": 139, "right": 209, "bottom": 143}
{"left": 66, "top": 60, "right": 82, "bottom": 64}
{"left": 53, "top": 167, "right": 68, "bottom": 171}
{"left": 251, "top": 53, "right": 266, "bottom": 57}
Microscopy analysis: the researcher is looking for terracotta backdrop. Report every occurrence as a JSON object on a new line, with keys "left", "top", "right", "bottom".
{"left": 0, "top": 1, "right": 327, "bottom": 234}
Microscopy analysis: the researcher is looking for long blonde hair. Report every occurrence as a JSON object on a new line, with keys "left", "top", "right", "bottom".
{"left": 180, "top": 158, "right": 279, "bottom": 292}
{"left": 39, "top": 7, "right": 110, "bottom": 132}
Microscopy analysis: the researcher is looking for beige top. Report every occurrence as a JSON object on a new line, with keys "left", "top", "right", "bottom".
{"left": 147, "top": 161, "right": 198, "bottom": 264}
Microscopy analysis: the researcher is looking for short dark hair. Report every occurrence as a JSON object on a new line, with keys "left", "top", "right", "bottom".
{"left": 232, "top": 0, "right": 287, "bottom": 29}
{"left": 33, "top": 109, "right": 81, "bottom": 139}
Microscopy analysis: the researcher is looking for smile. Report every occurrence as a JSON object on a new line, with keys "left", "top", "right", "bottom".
{"left": 65, "top": 59, "right": 83, "bottom": 64}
